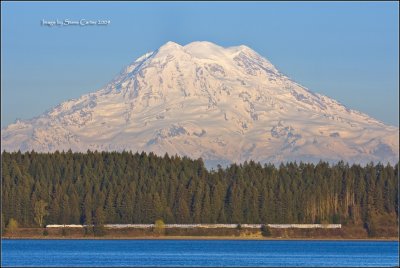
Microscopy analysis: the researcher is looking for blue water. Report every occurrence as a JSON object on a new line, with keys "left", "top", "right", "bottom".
{"left": 1, "top": 239, "right": 399, "bottom": 267}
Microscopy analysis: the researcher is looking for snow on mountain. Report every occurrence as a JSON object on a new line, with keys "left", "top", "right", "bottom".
{"left": 2, "top": 41, "right": 398, "bottom": 167}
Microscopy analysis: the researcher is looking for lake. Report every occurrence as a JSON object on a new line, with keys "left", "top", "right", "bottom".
{"left": 1, "top": 239, "right": 398, "bottom": 267}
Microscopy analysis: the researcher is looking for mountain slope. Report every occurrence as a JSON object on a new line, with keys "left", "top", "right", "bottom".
{"left": 2, "top": 41, "right": 398, "bottom": 167}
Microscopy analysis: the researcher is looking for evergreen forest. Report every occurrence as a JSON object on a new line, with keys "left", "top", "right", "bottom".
{"left": 1, "top": 151, "right": 398, "bottom": 233}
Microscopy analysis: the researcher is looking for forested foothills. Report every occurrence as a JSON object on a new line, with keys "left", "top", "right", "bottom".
{"left": 1, "top": 151, "right": 398, "bottom": 234}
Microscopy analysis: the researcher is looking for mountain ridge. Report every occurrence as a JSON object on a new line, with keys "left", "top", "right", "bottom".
{"left": 2, "top": 41, "right": 398, "bottom": 167}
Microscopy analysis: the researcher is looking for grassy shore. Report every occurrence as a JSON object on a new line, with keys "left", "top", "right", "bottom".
{"left": 2, "top": 235, "right": 399, "bottom": 241}
{"left": 2, "top": 225, "right": 398, "bottom": 241}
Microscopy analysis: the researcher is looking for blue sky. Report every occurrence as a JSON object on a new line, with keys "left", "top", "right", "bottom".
{"left": 1, "top": 1, "right": 399, "bottom": 127}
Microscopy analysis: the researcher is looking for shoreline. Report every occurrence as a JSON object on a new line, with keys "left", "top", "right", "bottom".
{"left": 2, "top": 236, "right": 398, "bottom": 241}
{"left": 4, "top": 225, "right": 398, "bottom": 241}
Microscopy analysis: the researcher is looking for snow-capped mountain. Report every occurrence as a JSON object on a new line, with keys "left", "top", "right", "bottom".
{"left": 2, "top": 41, "right": 398, "bottom": 167}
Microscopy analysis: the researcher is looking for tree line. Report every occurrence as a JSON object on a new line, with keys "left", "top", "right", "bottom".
{"left": 1, "top": 151, "right": 398, "bottom": 233}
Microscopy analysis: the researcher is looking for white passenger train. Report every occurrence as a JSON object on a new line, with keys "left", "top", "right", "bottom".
{"left": 46, "top": 223, "right": 341, "bottom": 229}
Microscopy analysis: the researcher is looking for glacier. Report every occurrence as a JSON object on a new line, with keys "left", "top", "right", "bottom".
{"left": 2, "top": 41, "right": 399, "bottom": 168}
